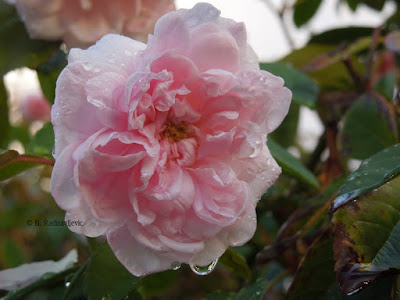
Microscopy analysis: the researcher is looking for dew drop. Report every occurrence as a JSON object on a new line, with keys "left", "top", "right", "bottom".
{"left": 93, "top": 67, "right": 101, "bottom": 73}
{"left": 190, "top": 259, "right": 218, "bottom": 276}
{"left": 124, "top": 49, "right": 132, "bottom": 56}
{"left": 52, "top": 148, "right": 56, "bottom": 158}
{"left": 83, "top": 63, "right": 93, "bottom": 71}
{"left": 171, "top": 261, "right": 181, "bottom": 271}
{"left": 354, "top": 181, "right": 361, "bottom": 186}
{"left": 65, "top": 281, "right": 71, "bottom": 287}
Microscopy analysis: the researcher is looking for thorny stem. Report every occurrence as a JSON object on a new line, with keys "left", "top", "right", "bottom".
{"left": 263, "top": 0, "right": 296, "bottom": 50}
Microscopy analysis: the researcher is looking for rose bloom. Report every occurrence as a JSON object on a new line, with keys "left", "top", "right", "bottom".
{"left": 13, "top": 0, "right": 174, "bottom": 48}
{"left": 51, "top": 3, "right": 291, "bottom": 276}
{"left": 19, "top": 93, "right": 51, "bottom": 123}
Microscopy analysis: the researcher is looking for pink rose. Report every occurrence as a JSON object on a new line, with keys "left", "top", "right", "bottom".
{"left": 51, "top": 3, "right": 291, "bottom": 276}
{"left": 19, "top": 93, "right": 51, "bottom": 123}
{"left": 13, "top": 0, "right": 175, "bottom": 48}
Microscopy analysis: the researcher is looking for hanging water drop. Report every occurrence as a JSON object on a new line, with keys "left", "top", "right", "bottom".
{"left": 171, "top": 261, "right": 181, "bottom": 271}
{"left": 190, "top": 259, "right": 218, "bottom": 275}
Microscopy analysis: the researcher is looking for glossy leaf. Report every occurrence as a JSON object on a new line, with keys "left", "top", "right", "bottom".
{"left": 0, "top": 0, "right": 61, "bottom": 76}
{"left": 293, "top": 0, "right": 323, "bottom": 27}
{"left": 0, "top": 78, "right": 9, "bottom": 148}
{"left": 260, "top": 63, "right": 318, "bottom": 108}
{"left": 287, "top": 230, "right": 336, "bottom": 300}
{"left": 0, "top": 150, "right": 54, "bottom": 181}
{"left": 84, "top": 241, "right": 142, "bottom": 300}
{"left": 339, "top": 94, "right": 398, "bottom": 160}
{"left": 268, "top": 139, "right": 320, "bottom": 188}
{"left": 331, "top": 143, "right": 400, "bottom": 211}
{"left": 332, "top": 175, "right": 400, "bottom": 294}
{"left": 219, "top": 248, "right": 251, "bottom": 281}
{"left": 232, "top": 263, "right": 284, "bottom": 300}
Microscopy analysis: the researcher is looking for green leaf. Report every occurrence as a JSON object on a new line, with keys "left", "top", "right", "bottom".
{"left": 64, "top": 260, "right": 89, "bottom": 300}
{"left": 331, "top": 143, "right": 400, "bottom": 211}
{"left": 84, "top": 241, "right": 142, "bottom": 300}
{"left": 36, "top": 50, "right": 67, "bottom": 104}
{"left": 310, "top": 27, "right": 374, "bottom": 45}
{"left": 270, "top": 103, "right": 300, "bottom": 147}
{"left": 374, "top": 71, "right": 396, "bottom": 101}
{"left": 339, "top": 94, "right": 398, "bottom": 160}
{"left": 139, "top": 270, "right": 178, "bottom": 298}
{"left": 2, "top": 237, "right": 26, "bottom": 268}
{"left": 232, "top": 263, "right": 284, "bottom": 300}
{"left": 219, "top": 248, "right": 251, "bottom": 281}
{"left": 283, "top": 44, "right": 356, "bottom": 90}
{"left": 0, "top": 78, "right": 9, "bottom": 148}
{"left": 346, "top": 0, "right": 359, "bottom": 11}
{"left": 287, "top": 230, "right": 336, "bottom": 300}
{"left": 332, "top": 174, "right": 400, "bottom": 294}
{"left": 205, "top": 291, "right": 234, "bottom": 300}
{"left": 293, "top": 0, "right": 323, "bottom": 27}
{"left": 260, "top": 62, "right": 318, "bottom": 108}
{"left": 9, "top": 125, "right": 31, "bottom": 147}
{"left": 268, "top": 139, "right": 320, "bottom": 188}
{"left": 28, "top": 122, "right": 54, "bottom": 157}
{"left": 0, "top": 150, "right": 53, "bottom": 181}
{"left": 356, "top": 0, "right": 385, "bottom": 10}
{"left": 0, "top": 0, "right": 61, "bottom": 76}
{"left": 304, "top": 37, "right": 373, "bottom": 72}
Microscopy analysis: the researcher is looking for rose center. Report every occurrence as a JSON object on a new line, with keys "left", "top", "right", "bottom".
{"left": 161, "top": 122, "right": 189, "bottom": 142}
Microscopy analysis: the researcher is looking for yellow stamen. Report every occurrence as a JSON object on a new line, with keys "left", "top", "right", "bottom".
{"left": 162, "top": 122, "right": 188, "bottom": 142}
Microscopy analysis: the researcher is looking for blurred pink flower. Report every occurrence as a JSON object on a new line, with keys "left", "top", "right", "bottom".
{"left": 13, "top": 0, "right": 175, "bottom": 48}
{"left": 19, "top": 93, "right": 51, "bottom": 123}
{"left": 51, "top": 3, "right": 291, "bottom": 276}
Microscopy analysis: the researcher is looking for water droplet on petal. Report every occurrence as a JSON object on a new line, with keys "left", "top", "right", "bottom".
{"left": 65, "top": 281, "right": 71, "bottom": 287}
{"left": 124, "top": 49, "right": 132, "bottom": 56}
{"left": 171, "top": 261, "right": 181, "bottom": 271}
{"left": 190, "top": 259, "right": 218, "bottom": 275}
{"left": 83, "top": 63, "right": 93, "bottom": 71}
